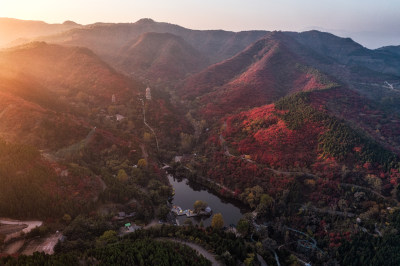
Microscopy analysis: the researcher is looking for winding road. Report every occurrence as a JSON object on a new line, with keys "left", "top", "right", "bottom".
{"left": 340, "top": 183, "right": 397, "bottom": 203}
{"left": 384, "top": 81, "right": 400, "bottom": 92}
{"left": 257, "top": 253, "right": 268, "bottom": 266}
{"left": 301, "top": 204, "right": 355, "bottom": 218}
{"left": 140, "top": 98, "right": 159, "bottom": 151}
{"left": 156, "top": 238, "right": 221, "bottom": 266}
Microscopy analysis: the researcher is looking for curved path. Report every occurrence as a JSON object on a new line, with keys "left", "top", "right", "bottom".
{"left": 156, "top": 238, "right": 221, "bottom": 266}
{"left": 301, "top": 204, "right": 355, "bottom": 218}
{"left": 140, "top": 98, "right": 159, "bottom": 151}
{"left": 340, "top": 183, "right": 397, "bottom": 203}
{"left": 0, "top": 219, "right": 42, "bottom": 242}
{"left": 256, "top": 253, "right": 268, "bottom": 266}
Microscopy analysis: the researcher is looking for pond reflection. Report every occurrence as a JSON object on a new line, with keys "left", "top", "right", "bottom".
{"left": 168, "top": 175, "right": 247, "bottom": 227}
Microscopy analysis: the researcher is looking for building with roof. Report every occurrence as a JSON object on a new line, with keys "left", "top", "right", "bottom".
{"left": 145, "top": 87, "right": 151, "bottom": 100}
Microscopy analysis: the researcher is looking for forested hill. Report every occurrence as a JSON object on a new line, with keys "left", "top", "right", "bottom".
{"left": 0, "top": 138, "right": 102, "bottom": 218}
{"left": 180, "top": 32, "right": 338, "bottom": 118}
{"left": 117, "top": 32, "right": 209, "bottom": 82}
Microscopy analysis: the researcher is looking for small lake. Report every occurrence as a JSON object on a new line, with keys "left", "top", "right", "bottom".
{"left": 167, "top": 175, "right": 247, "bottom": 227}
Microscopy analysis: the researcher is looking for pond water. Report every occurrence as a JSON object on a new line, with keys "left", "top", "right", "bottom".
{"left": 167, "top": 175, "right": 247, "bottom": 227}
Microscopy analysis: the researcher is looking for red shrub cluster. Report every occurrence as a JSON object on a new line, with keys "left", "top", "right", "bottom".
{"left": 328, "top": 231, "right": 351, "bottom": 248}
{"left": 223, "top": 104, "right": 324, "bottom": 170}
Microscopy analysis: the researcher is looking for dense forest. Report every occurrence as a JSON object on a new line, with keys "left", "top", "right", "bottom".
{"left": 338, "top": 209, "right": 400, "bottom": 265}
{"left": 0, "top": 239, "right": 211, "bottom": 266}
{"left": 275, "top": 92, "right": 400, "bottom": 171}
{"left": 1, "top": 219, "right": 253, "bottom": 265}
{"left": 0, "top": 138, "right": 100, "bottom": 218}
{"left": 198, "top": 90, "right": 400, "bottom": 201}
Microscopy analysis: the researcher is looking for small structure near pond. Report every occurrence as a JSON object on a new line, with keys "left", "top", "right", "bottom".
{"left": 123, "top": 222, "right": 141, "bottom": 233}
{"left": 113, "top": 211, "right": 136, "bottom": 221}
{"left": 171, "top": 205, "right": 212, "bottom": 218}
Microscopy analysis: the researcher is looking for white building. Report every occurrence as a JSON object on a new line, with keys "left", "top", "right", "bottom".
{"left": 145, "top": 87, "right": 151, "bottom": 100}
{"left": 116, "top": 114, "right": 125, "bottom": 121}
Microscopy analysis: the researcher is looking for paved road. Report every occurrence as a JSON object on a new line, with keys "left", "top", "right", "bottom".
{"left": 144, "top": 219, "right": 159, "bottom": 229}
{"left": 340, "top": 183, "right": 397, "bottom": 203}
{"left": 156, "top": 238, "right": 221, "bottom": 266}
{"left": 257, "top": 253, "right": 268, "bottom": 266}
{"left": 301, "top": 204, "right": 355, "bottom": 218}
{"left": 384, "top": 81, "right": 399, "bottom": 92}
{"left": 140, "top": 98, "right": 159, "bottom": 151}
{"left": 140, "top": 143, "right": 149, "bottom": 161}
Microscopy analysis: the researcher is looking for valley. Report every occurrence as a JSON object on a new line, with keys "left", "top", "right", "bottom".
{"left": 1, "top": 17, "right": 400, "bottom": 265}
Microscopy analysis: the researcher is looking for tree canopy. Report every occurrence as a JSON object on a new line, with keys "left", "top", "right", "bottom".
{"left": 211, "top": 213, "right": 224, "bottom": 229}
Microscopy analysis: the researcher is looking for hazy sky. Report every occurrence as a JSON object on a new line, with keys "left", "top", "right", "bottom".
{"left": 1, "top": 0, "right": 399, "bottom": 48}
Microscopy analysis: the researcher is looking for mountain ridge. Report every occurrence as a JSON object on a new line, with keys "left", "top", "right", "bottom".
{"left": 181, "top": 31, "right": 338, "bottom": 118}
{"left": 117, "top": 32, "right": 209, "bottom": 82}
{"left": 32, "top": 18, "right": 268, "bottom": 75}
{"left": 0, "top": 17, "right": 81, "bottom": 47}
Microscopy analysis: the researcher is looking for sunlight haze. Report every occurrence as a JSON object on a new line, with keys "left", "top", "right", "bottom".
{"left": 1, "top": 0, "right": 399, "bottom": 48}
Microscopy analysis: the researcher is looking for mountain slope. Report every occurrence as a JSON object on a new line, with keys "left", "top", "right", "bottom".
{"left": 0, "top": 137, "right": 102, "bottom": 219}
{"left": 181, "top": 32, "right": 337, "bottom": 117}
{"left": 202, "top": 88, "right": 400, "bottom": 204}
{"left": 118, "top": 32, "right": 209, "bottom": 82}
{"left": 378, "top": 45, "right": 400, "bottom": 56}
{"left": 0, "top": 41, "right": 158, "bottom": 220}
{"left": 0, "top": 42, "right": 140, "bottom": 107}
{"left": 280, "top": 30, "right": 400, "bottom": 112}
{"left": 286, "top": 30, "right": 400, "bottom": 77}
{"left": 0, "top": 41, "right": 147, "bottom": 150}
{"left": 0, "top": 89, "right": 87, "bottom": 150}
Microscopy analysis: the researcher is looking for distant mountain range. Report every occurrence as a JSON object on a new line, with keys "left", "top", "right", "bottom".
{"left": 0, "top": 18, "right": 81, "bottom": 47}
{"left": 31, "top": 18, "right": 266, "bottom": 73}
{"left": 379, "top": 45, "right": 400, "bottom": 56}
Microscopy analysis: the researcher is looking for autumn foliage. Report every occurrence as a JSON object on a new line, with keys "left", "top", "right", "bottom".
{"left": 203, "top": 89, "right": 400, "bottom": 206}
